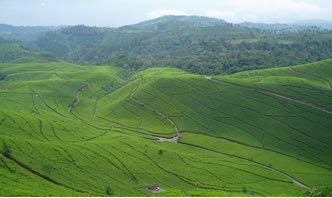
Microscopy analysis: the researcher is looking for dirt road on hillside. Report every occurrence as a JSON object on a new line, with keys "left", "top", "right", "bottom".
{"left": 33, "top": 91, "right": 64, "bottom": 117}
{"left": 130, "top": 80, "right": 180, "bottom": 143}
{"left": 68, "top": 83, "right": 90, "bottom": 113}
{"left": 179, "top": 142, "right": 310, "bottom": 189}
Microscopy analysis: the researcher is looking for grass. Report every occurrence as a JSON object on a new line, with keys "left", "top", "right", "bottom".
{"left": 0, "top": 59, "right": 331, "bottom": 196}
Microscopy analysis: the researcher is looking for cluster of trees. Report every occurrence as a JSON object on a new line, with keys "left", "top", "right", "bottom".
{"left": 31, "top": 20, "right": 332, "bottom": 74}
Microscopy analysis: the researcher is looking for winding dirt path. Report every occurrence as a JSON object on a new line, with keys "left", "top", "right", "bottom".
{"left": 182, "top": 131, "right": 330, "bottom": 170}
{"left": 68, "top": 83, "right": 90, "bottom": 113}
{"left": 178, "top": 142, "right": 310, "bottom": 189}
{"left": 0, "top": 152, "right": 91, "bottom": 195}
{"left": 33, "top": 91, "right": 64, "bottom": 117}
{"left": 126, "top": 78, "right": 311, "bottom": 190}
{"left": 35, "top": 77, "right": 312, "bottom": 191}
{"left": 205, "top": 76, "right": 332, "bottom": 115}
{"left": 130, "top": 80, "right": 180, "bottom": 143}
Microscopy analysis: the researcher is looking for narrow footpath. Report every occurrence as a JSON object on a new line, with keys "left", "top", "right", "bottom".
{"left": 205, "top": 76, "right": 332, "bottom": 115}
{"left": 130, "top": 80, "right": 180, "bottom": 143}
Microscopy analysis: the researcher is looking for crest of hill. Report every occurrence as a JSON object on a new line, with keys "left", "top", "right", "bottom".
{"left": 0, "top": 24, "right": 56, "bottom": 42}
{"left": 293, "top": 19, "right": 332, "bottom": 30}
{"left": 119, "top": 15, "right": 227, "bottom": 31}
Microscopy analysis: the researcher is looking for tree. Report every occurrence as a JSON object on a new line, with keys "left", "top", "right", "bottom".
{"left": 2, "top": 143, "right": 11, "bottom": 157}
{"left": 242, "top": 186, "right": 248, "bottom": 193}
{"left": 105, "top": 185, "right": 113, "bottom": 196}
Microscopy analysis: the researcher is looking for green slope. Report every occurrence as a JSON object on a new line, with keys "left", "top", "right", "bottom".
{"left": 0, "top": 59, "right": 331, "bottom": 196}
{"left": 0, "top": 39, "right": 58, "bottom": 63}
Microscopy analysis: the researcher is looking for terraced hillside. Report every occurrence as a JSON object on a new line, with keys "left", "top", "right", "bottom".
{"left": 0, "top": 59, "right": 331, "bottom": 196}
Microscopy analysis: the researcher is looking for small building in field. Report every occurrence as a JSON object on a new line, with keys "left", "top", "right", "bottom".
{"left": 147, "top": 184, "right": 159, "bottom": 192}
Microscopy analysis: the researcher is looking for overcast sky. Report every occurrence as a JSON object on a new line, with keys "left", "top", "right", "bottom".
{"left": 0, "top": 0, "right": 331, "bottom": 27}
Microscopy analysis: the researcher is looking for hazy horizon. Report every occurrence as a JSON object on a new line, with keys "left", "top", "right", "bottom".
{"left": 1, "top": 0, "right": 332, "bottom": 27}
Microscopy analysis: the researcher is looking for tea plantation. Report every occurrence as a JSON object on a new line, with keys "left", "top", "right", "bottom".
{"left": 0, "top": 59, "right": 331, "bottom": 196}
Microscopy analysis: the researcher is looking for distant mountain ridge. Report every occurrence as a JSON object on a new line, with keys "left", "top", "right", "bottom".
{"left": 1, "top": 15, "right": 332, "bottom": 75}
{"left": 0, "top": 24, "right": 57, "bottom": 42}
{"left": 0, "top": 24, "right": 55, "bottom": 32}
{"left": 20, "top": 15, "right": 332, "bottom": 75}
{"left": 292, "top": 19, "right": 332, "bottom": 30}
{"left": 119, "top": 15, "right": 227, "bottom": 31}
{"left": 121, "top": 15, "right": 332, "bottom": 32}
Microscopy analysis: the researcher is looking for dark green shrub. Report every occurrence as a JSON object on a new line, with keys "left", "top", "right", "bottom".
{"left": 2, "top": 143, "right": 11, "bottom": 157}
{"left": 105, "top": 185, "right": 113, "bottom": 196}
{"left": 242, "top": 186, "right": 248, "bottom": 193}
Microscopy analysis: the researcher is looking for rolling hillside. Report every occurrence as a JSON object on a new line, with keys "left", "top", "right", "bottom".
{"left": 0, "top": 59, "right": 331, "bottom": 196}
{"left": 0, "top": 39, "right": 58, "bottom": 63}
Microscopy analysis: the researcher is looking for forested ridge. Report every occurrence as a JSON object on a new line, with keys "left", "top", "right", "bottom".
{"left": 30, "top": 16, "right": 332, "bottom": 74}
{"left": 1, "top": 15, "right": 332, "bottom": 74}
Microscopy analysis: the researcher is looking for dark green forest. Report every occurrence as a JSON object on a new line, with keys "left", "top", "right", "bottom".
{"left": 1, "top": 16, "right": 332, "bottom": 74}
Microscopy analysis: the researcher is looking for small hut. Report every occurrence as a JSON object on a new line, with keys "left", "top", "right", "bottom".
{"left": 147, "top": 184, "right": 159, "bottom": 192}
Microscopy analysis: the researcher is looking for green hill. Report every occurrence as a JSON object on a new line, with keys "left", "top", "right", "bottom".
{"left": 0, "top": 39, "right": 59, "bottom": 63}
{"left": 0, "top": 24, "right": 55, "bottom": 43}
{"left": 119, "top": 15, "right": 226, "bottom": 31}
{"left": 0, "top": 58, "right": 331, "bottom": 196}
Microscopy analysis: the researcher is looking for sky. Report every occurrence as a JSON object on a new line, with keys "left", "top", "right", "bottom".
{"left": 0, "top": 0, "right": 332, "bottom": 27}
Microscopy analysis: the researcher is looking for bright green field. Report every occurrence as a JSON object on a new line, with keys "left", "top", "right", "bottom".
{"left": 0, "top": 59, "right": 331, "bottom": 196}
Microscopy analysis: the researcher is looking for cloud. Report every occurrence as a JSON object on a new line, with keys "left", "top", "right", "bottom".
{"left": 205, "top": 10, "right": 236, "bottom": 19}
{"left": 146, "top": 9, "right": 188, "bottom": 18}
{"left": 41, "top": 2, "right": 46, "bottom": 7}
{"left": 205, "top": 10, "right": 258, "bottom": 23}
{"left": 204, "top": 0, "right": 328, "bottom": 23}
